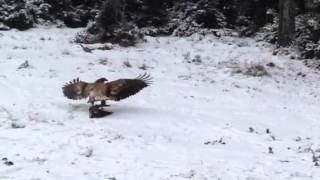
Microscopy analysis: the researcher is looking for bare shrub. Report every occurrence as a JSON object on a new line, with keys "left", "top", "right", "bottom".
{"left": 233, "top": 64, "right": 269, "bottom": 77}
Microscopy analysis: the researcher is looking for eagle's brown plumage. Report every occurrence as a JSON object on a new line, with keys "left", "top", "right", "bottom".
{"left": 62, "top": 73, "right": 152, "bottom": 104}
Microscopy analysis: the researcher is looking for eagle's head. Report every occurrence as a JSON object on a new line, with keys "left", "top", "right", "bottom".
{"left": 94, "top": 78, "right": 108, "bottom": 83}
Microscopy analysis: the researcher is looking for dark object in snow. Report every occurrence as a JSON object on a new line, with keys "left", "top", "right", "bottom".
{"left": 297, "top": 72, "right": 307, "bottom": 78}
{"left": 249, "top": 127, "right": 255, "bottom": 133}
{"left": 123, "top": 61, "right": 132, "bottom": 68}
{"left": 244, "top": 65, "right": 269, "bottom": 77}
{"left": 11, "top": 122, "right": 26, "bottom": 129}
{"left": 233, "top": 64, "right": 269, "bottom": 77}
{"left": 192, "top": 55, "right": 202, "bottom": 65}
{"left": 268, "top": 147, "right": 274, "bottom": 154}
{"left": 294, "top": 136, "right": 302, "bottom": 142}
{"left": 311, "top": 149, "right": 320, "bottom": 166}
{"left": 4, "top": 161, "right": 14, "bottom": 166}
{"left": 17, "top": 60, "right": 30, "bottom": 70}
{"left": 204, "top": 138, "right": 226, "bottom": 145}
{"left": 138, "top": 64, "right": 148, "bottom": 70}
{"left": 266, "top": 62, "right": 275, "bottom": 68}
{"left": 89, "top": 105, "right": 112, "bottom": 118}
{"left": 266, "top": 128, "right": 270, "bottom": 134}
{"left": 2, "top": 157, "right": 14, "bottom": 166}
{"left": 79, "top": 44, "right": 92, "bottom": 53}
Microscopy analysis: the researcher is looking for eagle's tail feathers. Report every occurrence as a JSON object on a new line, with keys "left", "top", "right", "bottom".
{"left": 136, "top": 73, "right": 152, "bottom": 85}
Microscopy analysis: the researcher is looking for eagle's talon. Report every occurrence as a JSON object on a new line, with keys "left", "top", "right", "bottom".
{"left": 100, "top": 100, "right": 110, "bottom": 107}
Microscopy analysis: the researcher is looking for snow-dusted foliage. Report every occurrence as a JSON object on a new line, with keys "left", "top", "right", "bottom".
{"left": 0, "top": 0, "right": 273, "bottom": 44}
{"left": 167, "top": 0, "right": 274, "bottom": 37}
{"left": 169, "top": 0, "right": 227, "bottom": 37}
{"left": 0, "top": 0, "right": 103, "bottom": 30}
{"left": 0, "top": 0, "right": 51, "bottom": 30}
{"left": 259, "top": 12, "right": 320, "bottom": 62}
{"left": 296, "top": 14, "right": 320, "bottom": 59}
{"left": 74, "top": 0, "right": 144, "bottom": 46}
{"left": 75, "top": 0, "right": 273, "bottom": 46}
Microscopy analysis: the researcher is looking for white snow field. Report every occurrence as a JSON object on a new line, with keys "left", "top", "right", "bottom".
{"left": 0, "top": 27, "right": 320, "bottom": 180}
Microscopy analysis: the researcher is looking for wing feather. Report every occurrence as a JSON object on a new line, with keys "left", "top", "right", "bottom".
{"left": 62, "top": 74, "right": 152, "bottom": 102}
{"left": 106, "top": 73, "right": 152, "bottom": 101}
{"left": 62, "top": 78, "right": 90, "bottom": 100}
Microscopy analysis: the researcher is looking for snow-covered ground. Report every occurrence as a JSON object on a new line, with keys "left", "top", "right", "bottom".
{"left": 0, "top": 27, "right": 320, "bottom": 180}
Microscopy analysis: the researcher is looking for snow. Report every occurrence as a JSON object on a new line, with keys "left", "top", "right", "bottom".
{"left": 0, "top": 27, "right": 320, "bottom": 179}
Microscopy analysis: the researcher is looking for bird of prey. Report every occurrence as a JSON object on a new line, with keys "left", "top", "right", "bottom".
{"left": 62, "top": 73, "right": 152, "bottom": 108}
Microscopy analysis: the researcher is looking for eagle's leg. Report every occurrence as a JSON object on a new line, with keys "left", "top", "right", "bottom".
{"left": 88, "top": 96, "right": 95, "bottom": 106}
{"left": 100, "top": 100, "right": 110, "bottom": 107}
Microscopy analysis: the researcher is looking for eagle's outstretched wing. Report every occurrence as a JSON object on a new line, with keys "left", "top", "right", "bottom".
{"left": 62, "top": 74, "right": 152, "bottom": 102}
{"left": 106, "top": 73, "right": 152, "bottom": 101}
{"left": 62, "top": 78, "right": 92, "bottom": 100}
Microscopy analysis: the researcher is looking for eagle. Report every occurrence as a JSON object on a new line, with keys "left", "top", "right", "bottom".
{"left": 62, "top": 73, "right": 152, "bottom": 117}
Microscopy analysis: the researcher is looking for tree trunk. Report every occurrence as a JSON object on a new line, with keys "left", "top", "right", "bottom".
{"left": 305, "top": 0, "right": 315, "bottom": 11}
{"left": 278, "top": 0, "right": 295, "bottom": 46}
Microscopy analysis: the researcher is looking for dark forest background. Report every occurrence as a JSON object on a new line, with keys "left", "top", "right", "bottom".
{"left": 1, "top": 0, "right": 320, "bottom": 61}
